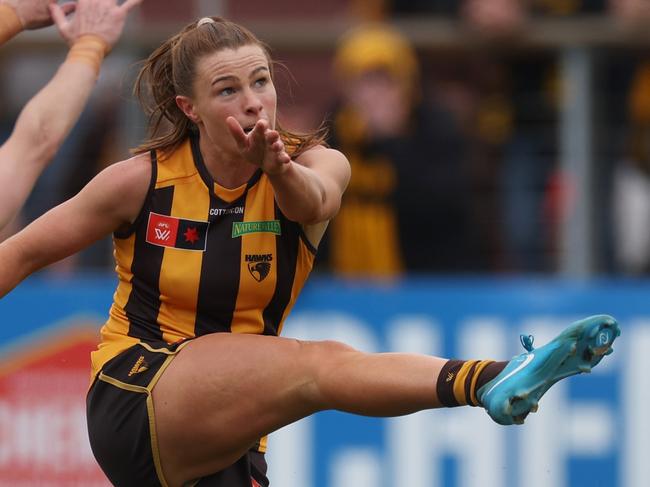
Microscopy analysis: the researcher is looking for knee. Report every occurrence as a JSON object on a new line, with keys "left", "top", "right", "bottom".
{"left": 297, "top": 340, "right": 360, "bottom": 404}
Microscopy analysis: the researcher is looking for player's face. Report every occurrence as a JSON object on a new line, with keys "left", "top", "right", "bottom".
{"left": 182, "top": 44, "right": 277, "bottom": 155}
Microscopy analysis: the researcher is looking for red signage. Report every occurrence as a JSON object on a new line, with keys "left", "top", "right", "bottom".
{"left": 0, "top": 323, "right": 110, "bottom": 486}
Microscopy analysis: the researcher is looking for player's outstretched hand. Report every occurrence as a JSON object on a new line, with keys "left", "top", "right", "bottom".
{"left": 227, "top": 117, "right": 292, "bottom": 176}
{"left": 0, "top": 0, "right": 75, "bottom": 30}
{"left": 50, "top": 0, "right": 143, "bottom": 51}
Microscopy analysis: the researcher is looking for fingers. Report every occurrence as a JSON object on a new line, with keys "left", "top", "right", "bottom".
{"left": 275, "top": 145, "right": 291, "bottom": 165}
{"left": 269, "top": 137, "right": 284, "bottom": 153}
{"left": 277, "top": 151, "right": 291, "bottom": 165}
{"left": 49, "top": 2, "right": 69, "bottom": 33}
{"left": 54, "top": 0, "right": 142, "bottom": 48}
{"left": 262, "top": 125, "right": 287, "bottom": 155}
{"left": 59, "top": 2, "right": 76, "bottom": 16}
{"left": 264, "top": 128, "right": 284, "bottom": 152}
{"left": 250, "top": 119, "right": 268, "bottom": 143}
{"left": 226, "top": 116, "right": 247, "bottom": 148}
{"left": 227, "top": 117, "right": 290, "bottom": 168}
{"left": 265, "top": 129, "right": 280, "bottom": 145}
{"left": 264, "top": 129, "right": 290, "bottom": 165}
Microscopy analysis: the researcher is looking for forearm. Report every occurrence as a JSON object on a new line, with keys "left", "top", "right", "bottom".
{"left": 13, "top": 37, "right": 106, "bottom": 164}
{"left": 0, "top": 237, "right": 32, "bottom": 298}
{"left": 267, "top": 162, "right": 327, "bottom": 224}
{"left": 0, "top": 3, "right": 22, "bottom": 46}
{"left": 232, "top": 125, "right": 348, "bottom": 224}
{"left": 0, "top": 158, "right": 36, "bottom": 230}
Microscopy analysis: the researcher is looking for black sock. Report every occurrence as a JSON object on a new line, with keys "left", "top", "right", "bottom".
{"left": 436, "top": 359, "right": 507, "bottom": 407}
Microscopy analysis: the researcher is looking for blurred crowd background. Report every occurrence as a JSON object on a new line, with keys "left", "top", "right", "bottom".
{"left": 3, "top": 0, "right": 650, "bottom": 279}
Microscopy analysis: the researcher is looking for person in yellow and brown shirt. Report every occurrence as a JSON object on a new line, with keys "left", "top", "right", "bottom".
{"left": 0, "top": 15, "right": 620, "bottom": 487}
{"left": 327, "top": 24, "right": 472, "bottom": 277}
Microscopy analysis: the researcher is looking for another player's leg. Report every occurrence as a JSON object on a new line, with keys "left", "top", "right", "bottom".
{"left": 477, "top": 314, "right": 620, "bottom": 425}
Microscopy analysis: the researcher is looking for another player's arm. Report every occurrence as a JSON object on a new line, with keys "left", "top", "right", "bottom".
{"left": 0, "top": 0, "right": 142, "bottom": 230}
{"left": 0, "top": 154, "right": 151, "bottom": 298}
{"left": 0, "top": 53, "right": 104, "bottom": 230}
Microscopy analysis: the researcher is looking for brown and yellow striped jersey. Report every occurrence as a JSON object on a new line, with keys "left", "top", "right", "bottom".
{"left": 91, "top": 135, "right": 316, "bottom": 380}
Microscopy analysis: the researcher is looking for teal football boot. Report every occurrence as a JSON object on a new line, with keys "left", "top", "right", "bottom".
{"left": 477, "top": 315, "right": 620, "bottom": 425}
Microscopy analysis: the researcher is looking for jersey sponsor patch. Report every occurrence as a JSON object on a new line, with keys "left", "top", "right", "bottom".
{"left": 146, "top": 212, "right": 209, "bottom": 251}
{"left": 232, "top": 220, "right": 281, "bottom": 238}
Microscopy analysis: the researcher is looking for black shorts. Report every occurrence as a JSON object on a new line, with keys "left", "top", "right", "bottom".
{"left": 87, "top": 340, "right": 270, "bottom": 487}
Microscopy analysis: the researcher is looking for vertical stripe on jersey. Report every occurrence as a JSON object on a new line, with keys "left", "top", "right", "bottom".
{"left": 277, "top": 238, "right": 316, "bottom": 335}
{"left": 157, "top": 181, "right": 210, "bottom": 343}
{"left": 194, "top": 191, "right": 244, "bottom": 336}
{"left": 109, "top": 233, "right": 137, "bottom": 328}
{"left": 261, "top": 206, "right": 300, "bottom": 336}
{"left": 230, "top": 182, "right": 277, "bottom": 334}
{"left": 124, "top": 185, "right": 174, "bottom": 341}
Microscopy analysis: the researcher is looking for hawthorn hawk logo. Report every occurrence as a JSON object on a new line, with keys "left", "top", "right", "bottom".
{"left": 245, "top": 254, "right": 273, "bottom": 282}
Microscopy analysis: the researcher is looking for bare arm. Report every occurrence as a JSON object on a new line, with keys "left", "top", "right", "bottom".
{"left": 0, "top": 0, "right": 142, "bottom": 230}
{"left": 0, "top": 153, "right": 151, "bottom": 298}
{"left": 227, "top": 117, "right": 351, "bottom": 225}
{"left": 0, "top": 61, "right": 100, "bottom": 230}
{"left": 267, "top": 146, "right": 350, "bottom": 224}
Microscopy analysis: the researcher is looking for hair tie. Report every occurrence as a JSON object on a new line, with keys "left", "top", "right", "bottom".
{"left": 197, "top": 17, "right": 215, "bottom": 27}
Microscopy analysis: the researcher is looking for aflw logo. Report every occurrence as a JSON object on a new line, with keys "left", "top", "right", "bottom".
{"left": 246, "top": 254, "right": 273, "bottom": 282}
{"left": 155, "top": 228, "right": 171, "bottom": 241}
{"left": 145, "top": 212, "right": 209, "bottom": 251}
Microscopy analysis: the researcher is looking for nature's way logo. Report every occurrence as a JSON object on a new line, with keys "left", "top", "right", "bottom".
{"left": 232, "top": 220, "right": 281, "bottom": 238}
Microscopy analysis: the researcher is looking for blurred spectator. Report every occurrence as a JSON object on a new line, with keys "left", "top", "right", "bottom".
{"left": 497, "top": 58, "right": 562, "bottom": 272}
{"left": 413, "top": 53, "right": 561, "bottom": 273}
{"left": 324, "top": 24, "right": 472, "bottom": 277}
{"left": 462, "top": 0, "right": 527, "bottom": 35}
{"left": 460, "top": 0, "right": 607, "bottom": 33}
{"left": 612, "top": 61, "right": 650, "bottom": 274}
{"left": 609, "top": 0, "right": 650, "bottom": 25}
{"left": 457, "top": 0, "right": 590, "bottom": 272}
